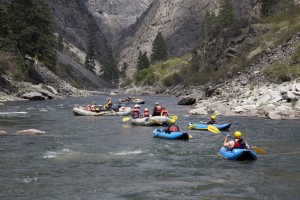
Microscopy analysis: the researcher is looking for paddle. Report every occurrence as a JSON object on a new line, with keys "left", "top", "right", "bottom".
{"left": 152, "top": 119, "right": 193, "bottom": 139}
{"left": 122, "top": 117, "right": 131, "bottom": 122}
{"left": 207, "top": 125, "right": 265, "bottom": 154}
{"left": 188, "top": 123, "right": 196, "bottom": 129}
{"left": 170, "top": 115, "right": 178, "bottom": 120}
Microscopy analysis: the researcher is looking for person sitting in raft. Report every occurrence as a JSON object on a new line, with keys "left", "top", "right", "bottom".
{"left": 161, "top": 108, "right": 169, "bottom": 117}
{"left": 165, "top": 119, "right": 179, "bottom": 133}
{"left": 86, "top": 101, "right": 97, "bottom": 111}
{"left": 224, "top": 131, "right": 250, "bottom": 150}
{"left": 125, "top": 96, "right": 132, "bottom": 102}
{"left": 131, "top": 104, "right": 141, "bottom": 119}
{"left": 104, "top": 97, "right": 113, "bottom": 110}
{"left": 207, "top": 115, "right": 217, "bottom": 124}
{"left": 143, "top": 108, "right": 150, "bottom": 117}
{"left": 152, "top": 102, "right": 162, "bottom": 116}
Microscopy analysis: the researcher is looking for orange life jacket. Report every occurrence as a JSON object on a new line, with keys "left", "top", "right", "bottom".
{"left": 156, "top": 106, "right": 162, "bottom": 113}
{"left": 131, "top": 108, "right": 140, "bottom": 118}
{"left": 144, "top": 110, "right": 150, "bottom": 117}
{"left": 161, "top": 109, "right": 169, "bottom": 116}
{"left": 169, "top": 125, "right": 179, "bottom": 132}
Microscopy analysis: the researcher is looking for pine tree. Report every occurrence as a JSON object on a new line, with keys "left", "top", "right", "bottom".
{"left": 57, "top": 34, "right": 64, "bottom": 52}
{"left": 151, "top": 32, "right": 167, "bottom": 63}
{"left": 137, "top": 51, "right": 150, "bottom": 70}
{"left": 8, "top": 0, "right": 57, "bottom": 68}
{"left": 0, "top": 4, "right": 10, "bottom": 49}
{"left": 84, "top": 18, "right": 97, "bottom": 71}
{"left": 218, "top": 0, "right": 235, "bottom": 28}
{"left": 204, "top": 11, "right": 217, "bottom": 38}
{"left": 101, "top": 46, "right": 119, "bottom": 85}
{"left": 120, "top": 62, "right": 128, "bottom": 76}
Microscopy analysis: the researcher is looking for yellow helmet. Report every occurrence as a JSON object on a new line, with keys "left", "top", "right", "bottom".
{"left": 234, "top": 131, "right": 242, "bottom": 139}
{"left": 211, "top": 115, "right": 216, "bottom": 120}
{"left": 170, "top": 119, "right": 176, "bottom": 125}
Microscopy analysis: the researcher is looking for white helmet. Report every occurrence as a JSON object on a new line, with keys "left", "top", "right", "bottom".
{"left": 134, "top": 104, "right": 138, "bottom": 108}
{"left": 144, "top": 108, "right": 149, "bottom": 111}
{"left": 155, "top": 102, "right": 159, "bottom": 105}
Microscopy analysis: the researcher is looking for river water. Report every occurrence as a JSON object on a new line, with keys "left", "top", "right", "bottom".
{"left": 0, "top": 95, "right": 299, "bottom": 200}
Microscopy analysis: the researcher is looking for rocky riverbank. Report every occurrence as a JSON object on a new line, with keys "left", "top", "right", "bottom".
{"left": 121, "top": 79, "right": 300, "bottom": 120}
{"left": 121, "top": 32, "right": 300, "bottom": 120}
{"left": 0, "top": 56, "right": 107, "bottom": 104}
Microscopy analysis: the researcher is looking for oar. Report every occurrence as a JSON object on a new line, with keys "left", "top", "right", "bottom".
{"left": 170, "top": 116, "right": 178, "bottom": 120}
{"left": 207, "top": 125, "right": 265, "bottom": 154}
{"left": 188, "top": 123, "right": 195, "bottom": 130}
{"left": 122, "top": 117, "right": 132, "bottom": 122}
{"left": 152, "top": 119, "right": 193, "bottom": 139}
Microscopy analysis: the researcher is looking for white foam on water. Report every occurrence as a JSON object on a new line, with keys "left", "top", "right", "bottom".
{"left": 43, "top": 148, "right": 71, "bottom": 159}
{"left": 22, "top": 176, "right": 38, "bottom": 183}
{"left": 109, "top": 149, "right": 143, "bottom": 156}
{"left": 0, "top": 111, "right": 27, "bottom": 115}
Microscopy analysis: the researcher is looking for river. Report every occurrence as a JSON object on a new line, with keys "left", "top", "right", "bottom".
{"left": 0, "top": 95, "right": 299, "bottom": 200}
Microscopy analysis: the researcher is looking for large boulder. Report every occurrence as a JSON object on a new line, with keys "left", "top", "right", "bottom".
{"left": 21, "top": 92, "right": 46, "bottom": 100}
{"left": 177, "top": 97, "right": 196, "bottom": 105}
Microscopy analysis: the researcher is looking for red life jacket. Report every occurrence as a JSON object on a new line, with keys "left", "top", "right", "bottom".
{"left": 90, "top": 104, "right": 96, "bottom": 111}
{"left": 169, "top": 125, "right": 179, "bottom": 132}
{"left": 131, "top": 108, "right": 139, "bottom": 118}
{"left": 234, "top": 139, "right": 246, "bottom": 149}
{"left": 144, "top": 110, "right": 150, "bottom": 117}
{"left": 86, "top": 105, "right": 92, "bottom": 111}
{"left": 161, "top": 109, "right": 169, "bottom": 116}
{"left": 156, "top": 106, "right": 162, "bottom": 113}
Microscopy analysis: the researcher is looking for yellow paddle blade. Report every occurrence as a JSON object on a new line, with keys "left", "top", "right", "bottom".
{"left": 207, "top": 124, "right": 221, "bottom": 134}
{"left": 188, "top": 124, "right": 195, "bottom": 130}
{"left": 251, "top": 146, "right": 266, "bottom": 154}
{"left": 171, "top": 116, "right": 178, "bottom": 120}
{"left": 122, "top": 117, "right": 131, "bottom": 122}
{"left": 188, "top": 134, "right": 193, "bottom": 139}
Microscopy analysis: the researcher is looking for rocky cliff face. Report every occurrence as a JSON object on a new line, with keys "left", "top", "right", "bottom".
{"left": 47, "top": 0, "right": 257, "bottom": 77}
{"left": 47, "top": 0, "right": 153, "bottom": 58}
{"left": 118, "top": 0, "right": 219, "bottom": 75}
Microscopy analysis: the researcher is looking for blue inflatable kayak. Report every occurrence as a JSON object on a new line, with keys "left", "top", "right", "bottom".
{"left": 153, "top": 129, "right": 189, "bottom": 140}
{"left": 188, "top": 122, "right": 231, "bottom": 131}
{"left": 218, "top": 147, "right": 257, "bottom": 161}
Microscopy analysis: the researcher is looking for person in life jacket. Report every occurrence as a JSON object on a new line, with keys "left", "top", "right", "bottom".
{"left": 104, "top": 97, "right": 113, "bottom": 110}
{"left": 161, "top": 109, "right": 169, "bottom": 117}
{"left": 165, "top": 119, "right": 179, "bottom": 133}
{"left": 223, "top": 131, "right": 250, "bottom": 150}
{"left": 131, "top": 104, "right": 141, "bottom": 119}
{"left": 152, "top": 102, "right": 162, "bottom": 116}
{"left": 207, "top": 115, "right": 217, "bottom": 124}
{"left": 86, "top": 101, "right": 96, "bottom": 111}
{"left": 143, "top": 108, "right": 150, "bottom": 117}
{"left": 90, "top": 101, "right": 97, "bottom": 111}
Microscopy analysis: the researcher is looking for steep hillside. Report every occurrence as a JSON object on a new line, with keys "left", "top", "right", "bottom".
{"left": 118, "top": 0, "right": 218, "bottom": 76}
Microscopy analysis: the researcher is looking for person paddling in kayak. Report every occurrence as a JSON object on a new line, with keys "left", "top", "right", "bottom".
{"left": 207, "top": 115, "right": 217, "bottom": 124}
{"left": 164, "top": 119, "right": 179, "bottom": 133}
{"left": 224, "top": 131, "right": 250, "bottom": 150}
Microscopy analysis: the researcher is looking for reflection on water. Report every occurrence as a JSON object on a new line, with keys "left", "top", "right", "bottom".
{"left": 0, "top": 95, "right": 299, "bottom": 199}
